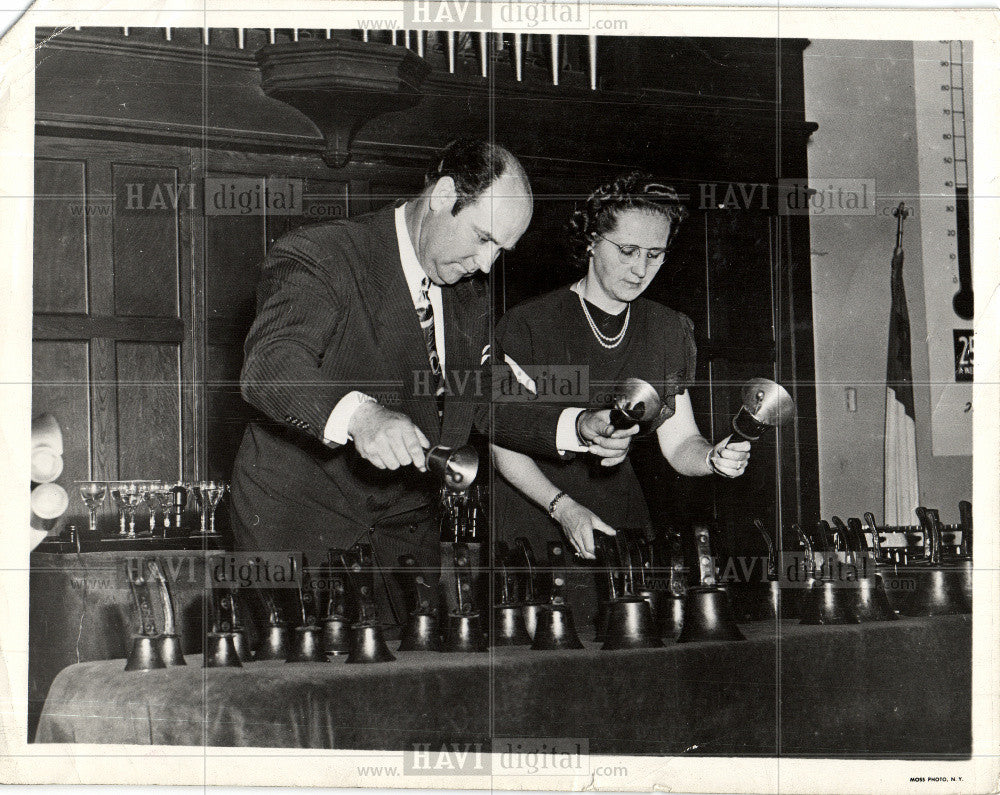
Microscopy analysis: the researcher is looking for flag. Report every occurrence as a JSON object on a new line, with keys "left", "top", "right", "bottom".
{"left": 884, "top": 231, "right": 919, "bottom": 525}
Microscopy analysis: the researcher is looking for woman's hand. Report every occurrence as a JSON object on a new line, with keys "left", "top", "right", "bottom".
{"left": 551, "top": 497, "right": 616, "bottom": 559}
{"left": 708, "top": 434, "right": 751, "bottom": 478}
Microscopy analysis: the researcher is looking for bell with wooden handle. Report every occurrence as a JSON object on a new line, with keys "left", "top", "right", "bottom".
{"left": 845, "top": 517, "right": 897, "bottom": 621}
{"left": 339, "top": 550, "right": 396, "bottom": 663}
{"left": 216, "top": 588, "right": 252, "bottom": 663}
{"left": 146, "top": 559, "right": 187, "bottom": 666}
{"left": 443, "top": 543, "right": 488, "bottom": 652}
{"left": 514, "top": 538, "right": 545, "bottom": 639}
{"left": 397, "top": 554, "right": 441, "bottom": 652}
{"left": 124, "top": 560, "right": 167, "bottom": 671}
{"left": 531, "top": 542, "right": 584, "bottom": 650}
{"left": 902, "top": 507, "right": 972, "bottom": 616}
{"left": 255, "top": 590, "right": 291, "bottom": 661}
{"left": 609, "top": 377, "right": 675, "bottom": 436}
{"left": 427, "top": 444, "right": 479, "bottom": 492}
{"left": 677, "top": 525, "right": 746, "bottom": 643}
{"left": 592, "top": 533, "right": 621, "bottom": 643}
{"left": 286, "top": 561, "right": 325, "bottom": 662}
{"left": 203, "top": 632, "right": 242, "bottom": 668}
{"left": 319, "top": 552, "right": 351, "bottom": 656}
{"left": 731, "top": 378, "right": 794, "bottom": 441}
{"left": 493, "top": 543, "right": 531, "bottom": 646}
{"left": 798, "top": 521, "right": 860, "bottom": 625}
{"left": 734, "top": 519, "right": 782, "bottom": 622}
{"left": 649, "top": 529, "right": 685, "bottom": 638}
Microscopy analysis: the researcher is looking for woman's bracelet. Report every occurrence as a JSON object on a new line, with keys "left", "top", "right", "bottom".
{"left": 547, "top": 490, "right": 569, "bottom": 518}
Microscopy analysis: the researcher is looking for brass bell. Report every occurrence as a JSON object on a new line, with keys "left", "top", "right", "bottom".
{"left": 656, "top": 594, "right": 684, "bottom": 638}
{"left": 676, "top": 587, "right": 747, "bottom": 642}
{"left": 256, "top": 623, "right": 291, "bottom": 661}
{"left": 427, "top": 444, "right": 479, "bottom": 492}
{"left": 346, "top": 623, "right": 396, "bottom": 663}
{"left": 602, "top": 597, "right": 663, "bottom": 650}
{"left": 124, "top": 635, "right": 166, "bottom": 671}
{"left": 443, "top": 612, "right": 488, "bottom": 653}
{"left": 398, "top": 613, "right": 441, "bottom": 652}
{"left": 321, "top": 616, "right": 352, "bottom": 656}
{"left": 493, "top": 604, "right": 531, "bottom": 646}
{"left": 286, "top": 625, "right": 324, "bottom": 663}
{"left": 732, "top": 378, "right": 795, "bottom": 441}
{"left": 609, "top": 377, "right": 674, "bottom": 435}
{"left": 204, "top": 632, "right": 243, "bottom": 668}
{"left": 532, "top": 604, "right": 585, "bottom": 650}
{"left": 156, "top": 633, "right": 187, "bottom": 666}
{"left": 230, "top": 629, "right": 252, "bottom": 663}
{"left": 798, "top": 580, "right": 860, "bottom": 625}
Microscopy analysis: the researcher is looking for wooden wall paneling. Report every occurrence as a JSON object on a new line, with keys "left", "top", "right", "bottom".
{"left": 301, "top": 176, "right": 348, "bottom": 226}
{"left": 31, "top": 340, "right": 91, "bottom": 528}
{"left": 33, "top": 158, "right": 88, "bottom": 314}
{"left": 202, "top": 170, "right": 266, "bottom": 483}
{"left": 115, "top": 342, "right": 181, "bottom": 480}
{"left": 176, "top": 150, "right": 198, "bottom": 482}
{"left": 205, "top": 343, "right": 249, "bottom": 482}
{"left": 89, "top": 337, "right": 119, "bottom": 486}
{"left": 111, "top": 163, "right": 181, "bottom": 317}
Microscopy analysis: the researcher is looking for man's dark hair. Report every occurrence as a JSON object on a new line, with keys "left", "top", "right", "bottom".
{"left": 425, "top": 138, "right": 529, "bottom": 215}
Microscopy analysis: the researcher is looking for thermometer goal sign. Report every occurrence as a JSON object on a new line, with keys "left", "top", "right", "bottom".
{"left": 913, "top": 40, "right": 973, "bottom": 457}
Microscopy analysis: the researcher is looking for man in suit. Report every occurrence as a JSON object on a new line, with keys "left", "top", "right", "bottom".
{"left": 230, "top": 140, "right": 635, "bottom": 575}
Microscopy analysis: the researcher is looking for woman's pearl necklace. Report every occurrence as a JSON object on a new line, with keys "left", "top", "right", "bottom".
{"left": 575, "top": 281, "right": 630, "bottom": 349}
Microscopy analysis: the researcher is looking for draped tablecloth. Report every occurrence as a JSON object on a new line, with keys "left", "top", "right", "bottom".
{"left": 35, "top": 616, "right": 970, "bottom": 758}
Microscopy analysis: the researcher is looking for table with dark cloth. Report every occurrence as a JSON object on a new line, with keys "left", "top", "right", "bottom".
{"left": 28, "top": 549, "right": 217, "bottom": 741}
{"left": 35, "top": 615, "right": 970, "bottom": 758}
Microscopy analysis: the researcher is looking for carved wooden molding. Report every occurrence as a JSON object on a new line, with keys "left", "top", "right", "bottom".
{"left": 256, "top": 39, "right": 431, "bottom": 168}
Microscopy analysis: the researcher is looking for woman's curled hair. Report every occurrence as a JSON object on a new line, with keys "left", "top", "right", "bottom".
{"left": 568, "top": 172, "right": 689, "bottom": 270}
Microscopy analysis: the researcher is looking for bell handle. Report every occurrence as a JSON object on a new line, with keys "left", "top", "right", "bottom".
{"left": 752, "top": 518, "right": 777, "bottom": 578}
{"left": 145, "top": 558, "right": 177, "bottom": 636}
{"left": 863, "top": 512, "right": 886, "bottom": 561}
{"left": 126, "top": 561, "right": 158, "bottom": 636}
{"left": 958, "top": 500, "right": 972, "bottom": 556}
{"left": 692, "top": 524, "right": 717, "bottom": 587}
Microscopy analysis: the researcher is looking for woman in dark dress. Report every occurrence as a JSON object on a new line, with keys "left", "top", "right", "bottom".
{"left": 491, "top": 173, "right": 751, "bottom": 565}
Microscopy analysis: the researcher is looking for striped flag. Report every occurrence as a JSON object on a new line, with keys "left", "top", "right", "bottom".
{"left": 884, "top": 206, "right": 919, "bottom": 525}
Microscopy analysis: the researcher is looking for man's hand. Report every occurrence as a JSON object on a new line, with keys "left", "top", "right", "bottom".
{"left": 551, "top": 496, "right": 616, "bottom": 559}
{"left": 347, "top": 402, "right": 431, "bottom": 471}
{"left": 708, "top": 434, "right": 751, "bottom": 478}
{"left": 577, "top": 408, "right": 638, "bottom": 467}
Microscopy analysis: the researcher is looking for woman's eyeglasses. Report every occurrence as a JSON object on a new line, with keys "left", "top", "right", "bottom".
{"left": 594, "top": 233, "right": 667, "bottom": 266}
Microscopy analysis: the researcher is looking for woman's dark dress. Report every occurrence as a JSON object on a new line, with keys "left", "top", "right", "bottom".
{"left": 492, "top": 285, "right": 696, "bottom": 623}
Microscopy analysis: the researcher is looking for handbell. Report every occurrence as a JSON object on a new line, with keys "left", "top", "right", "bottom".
{"left": 798, "top": 580, "right": 860, "bottom": 625}
{"left": 156, "top": 634, "right": 187, "bottom": 666}
{"left": 257, "top": 623, "right": 291, "bottom": 660}
{"left": 677, "top": 524, "right": 746, "bottom": 642}
{"left": 609, "top": 377, "right": 674, "bottom": 436}
{"left": 602, "top": 597, "right": 663, "bottom": 649}
{"left": 427, "top": 444, "right": 479, "bottom": 492}
{"left": 204, "top": 632, "right": 243, "bottom": 668}
{"left": 532, "top": 604, "right": 585, "bottom": 650}
{"left": 443, "top": 612, "right": 488, "bottom": 652}
{"left": 321, "top": 616, "right": 352, "bottom": 655}
{"left": 346, "top": 623, "right": 396, "bottom": 663}
{"left": 494, "top": 605, "right": 532, "bottom": 646}
{"left": 399, "top": 612, "right": 441, "bottom": 652}
{"left": 732, "top": 378, "right": 795, "bottom": 441}
{"left": 902, "top": 507, "right": 972, "bottom": 616}
{"left": 676, "top": 587, "right": 747, "bottom": 642}
{"left": 287, "top": 624, "right": 325, "bottom": 662}
{"left": 124, "top": 635, "right": 166, "bottom": 671}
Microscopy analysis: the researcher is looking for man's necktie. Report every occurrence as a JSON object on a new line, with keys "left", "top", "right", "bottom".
{"left": 415, "top": 277, "right": 445, "bottom": 414}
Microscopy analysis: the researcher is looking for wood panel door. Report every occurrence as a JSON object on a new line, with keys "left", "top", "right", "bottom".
{"left": 32, "top": 139, "right": 196, "bottom": 532}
